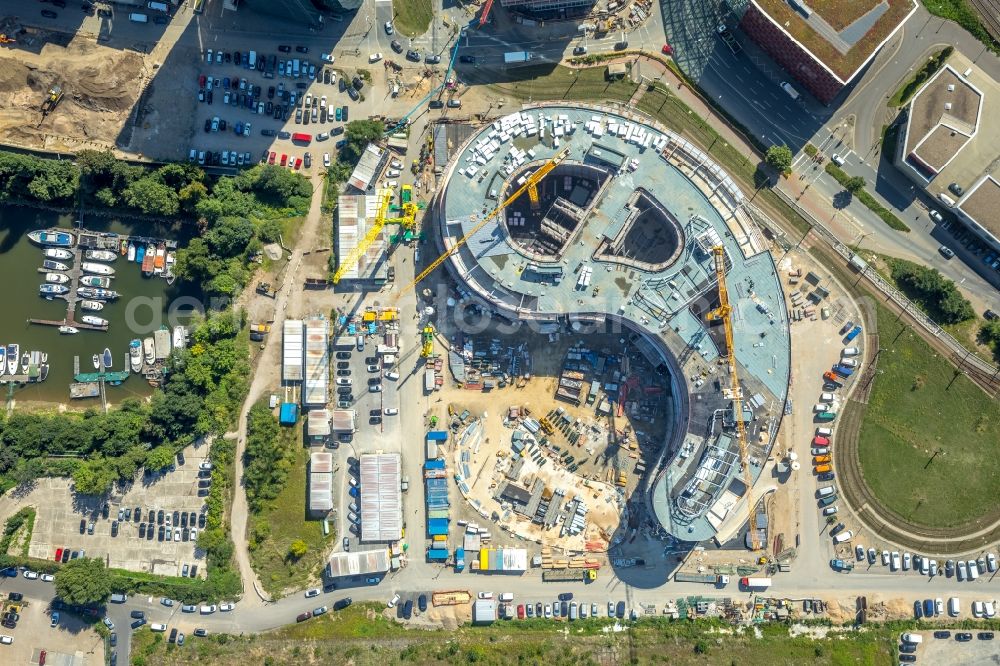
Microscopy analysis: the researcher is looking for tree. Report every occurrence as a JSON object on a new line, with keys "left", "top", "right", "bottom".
{"left": 341, "top": 119, "right": 385, "bottom": 163}
{"left": 764, "top": 144, "right": 793, "bottom": 173}
{"left": 178, "top": 181, "right": 208, "bottom": 214}
{"left": 54, "top": 557, "right": 115, "bottom": 606}
{"left": 122, "top": 176, "right": 180, "bottom": 216}
{"left": 288, "top": 539, "right": 308, "bottom": 559}
{"left": 144, "top": 445, "right": 176, "bottom": 471}
{"left": 206, "top": 217, "right": 255, "bottom": 257}
{"left": 844, "top": 176, "right": 866, "bottom": 193}
{"left": 72, "top": 457, "right": 117, "bottom": 496}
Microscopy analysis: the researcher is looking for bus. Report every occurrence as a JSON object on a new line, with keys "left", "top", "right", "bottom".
{"left": 291, "top": 133, "right": 312, "bottom": 144}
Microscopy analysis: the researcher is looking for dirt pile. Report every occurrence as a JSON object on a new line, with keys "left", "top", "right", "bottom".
{"left": 0, "top": 40, "right": 145, "bottom": 151}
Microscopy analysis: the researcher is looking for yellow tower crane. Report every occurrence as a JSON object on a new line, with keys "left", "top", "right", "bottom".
{"left": 393, "top": 147, "right": 570, "bottom": 301}
{"left": 331, "top": 188, "right": 393, "bottom": 285}
{"left": 705, "top": 245, "right": 759, "bottom": 551}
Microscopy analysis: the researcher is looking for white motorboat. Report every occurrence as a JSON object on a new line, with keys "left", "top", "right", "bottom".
{"left": 79, "top": 300, "right": 104, "bottom": 312}
{"left": 173, "top": 326, "right": 187, "bottom": 350}
{"left": 59, "top": 326, "right": 79, "bottom": 335}
{"left": 129, "top": 339, "right": 143, "bottom": 372}
{"left": 43, "top": 248, "right": 72, "bottom": 261}
{"left": 143, "top": 337, "right": 155, "bottom": 365}
{"left": 42, "top": 260, "right": 69, "bottom": 271}
{"left": 44, "top": 272, "right": 70, "bottom": 284}
{"left": 81, "top": 315, "right": 108, "bottom": 327}
{"left": 84, "top": 249, "right": 118, "bottom": 262}
{"left": 81, "top": 262, "right": 115, "bottom": 276}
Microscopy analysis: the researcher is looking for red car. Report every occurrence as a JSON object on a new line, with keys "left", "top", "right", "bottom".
{"left": 280, "top": 154, "right": 288, "bottom": 166}
{"left": 661, "top": 43, "right": 673, "bottom": 55}
{"left": 54, "top": 548, "right": 63, "bottom": 562}
{"left": 293, "top": 157, "right": 302, "bottom": 170}
{"left": 813, "top": 436, "right": 830, "bottom": 447}
{"left": 516, "top": 604, "right": 525, "bottom": 619}
{"left": 268, "top": 151, "right": 276, "bottom": 164}
{"left": 198, "top": 74, "right": 206, "bottom": 88}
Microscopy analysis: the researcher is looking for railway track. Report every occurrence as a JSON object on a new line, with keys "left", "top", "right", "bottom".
{"left": 968, "top": 0, "right": 1000, "bottom": 45}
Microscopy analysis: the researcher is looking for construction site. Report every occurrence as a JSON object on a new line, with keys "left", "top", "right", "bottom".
{"left": 430, "top": 102, "right": 791, "bottom": 561}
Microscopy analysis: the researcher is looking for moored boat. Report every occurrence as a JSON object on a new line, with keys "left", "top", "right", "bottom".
{"left": 127, "top": 243, "right": 136, "bottom": 262}
{"left": 92, "top": 354, "right": 100, "bottom": 370}
{"left": 0, "top": 347, "right": 5, "bottom": 375}
{"left": 129, "top": 339, "right": 143, "bottom": 372}
{"left": 81, "top": 315, "right": 108, "bottom": 327}
{"left": 80, "top": 275, "right": 112, "bottom": 288}
{"left": 120, "top": 239, "right": 128, "bottom": 256}
{"left": 80, "top": 300, "right": 104, "bottom": 312}
{"left": 81, "top": 262, "right": 115, "bottom": 276}
{"left": 77, "top": 287, "right": 119, "bottom": 300}
{"left": 28, "top": 229, "right": 75, "bottom": 247}
{"left": 143, "top": 337, "right": 155, "bottom": 365}
{"left": 173, "top": 325, "right": 187, "bottom": 350}
{"left": 85, "top": 249, "right": 118, "bottom": 262}
{"left": 58, "top": 325, "right": 79, "bottom": 334}
{"left": 43, "top": 248, "right": 72, "bottom": 261}
{"left": 44, "top": 272, "right": 70, "bottom": 284}
{"left": 135, "top": 244, "right": 146, "bottom": 264}
{"left": 153, "top": 245, "right": 166, "bottom": 276}
{"left": 6, "top": 344, "right": 17, "bottom": 375}
{"left": 39, "top": 284, "right": 69, "bottom": 296}
{"left": 20, "top": 352, "right": 29, "bottom": 375}
{"left": 42, "top": 259, "right": 69, "bottom": 272}
{"left": 102, "top": 348, "right": 112, "bottom": 369}
{"left": 141, "top": 245, "right": 155, "bottom": 276}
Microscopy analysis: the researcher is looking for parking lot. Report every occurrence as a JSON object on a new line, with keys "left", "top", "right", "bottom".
{"left": 903, "top": 630, "right": 997, "bottom": 664}
{"left": 0, "top": 591, "right": 105, "bottom": 665}
{"left": 28, "top": 443, "right": 212, "bottom": 577}
{"left": 186, "top": 46, "right": 372, "bottom": 170}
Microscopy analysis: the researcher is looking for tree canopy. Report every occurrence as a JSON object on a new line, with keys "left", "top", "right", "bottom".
{"left": 890, "top": 258, "right": 974, "bottom": 325}
{"left": 54, "top": 557, "right": 115, "bottom": 605}
{"left": 764, "top": 144, "right": 793, "bottom": 173}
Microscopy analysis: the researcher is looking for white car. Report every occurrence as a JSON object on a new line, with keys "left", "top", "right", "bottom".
{"left": 935, "top": 598, "right": 944, "bottom": 615}
{"left": 831, "top": 153, "right": 846, "bottom": 166}
{"left": 390, "top": 159, "right": 402, "bottom": 169}
{"left": 890, "top": 551, "right": 901, "bottom": 570}
{"left": 0, "top": 635, "right": 12, "bottom": 644}
{"left": 305, "top": 588, "right": 321, "bottom": 598}
{"left": 321, "top": 53, "right": 334, "bottom": 62}
{"left": 323, "top": 153, "right": 331, "bottom": 167}
{"left": 219, "top": 603, "right": 235, "bottom": 612}
{"left": 200, "top": 604, "right": 217, "bottom": 614}
{"left": 369, "top": 52, "right": 383, "bottom": 63}
{"left": 813, "top": 403, "right": 830, "bottom": 412}
{"left": 386, "top": 169, "right": 401, "bottom": 178}
{"left": 320, "top": 95, "right": 327, "bottom": 107}
{"left": 819, "top": 392, "right": 835, "bottom": 403}
{"left": 384, "top": 408, "right": 398, "bottom": 416}
{"left": 839, "top": 357, "right": 858, "bottom": 367}
{"left": 23, "top": 571, "right": 38, "bottom": 580}
{"left": 174, "top": 531, "right": 181, "bottom": 542}
{"left": 40, "top": 574, "right": 54, "bottom": 582}
{"left": 988, "top": 552, "right": 998, "bottom": 572}
{"left": 478, "top": 592, "right": 493, "bottom": 600}
{"left": 881, "top": 550, "right": 890, "bottom": 566}
{"left": 842, "top": 347, "right": 860, "bottom": 357}
{"left": 385, "top": 371, "right": 399, "bottom": 380}
{"left": 902, "top": 553, "right": 911, "bottom": 570}
{"left": 387, "top": 593, "right": 400, "bottom": 608}
{"left": 855, "top": 545, "right": 865, "bottom": 560}
{"left": 973, "top": 600, "right": 985, "bottom": 617}
{"left": 985, "top": 601, "right": 997, "bottom": 618}
{"left": 384, "top": 21, "right": 394, "bottom": 34}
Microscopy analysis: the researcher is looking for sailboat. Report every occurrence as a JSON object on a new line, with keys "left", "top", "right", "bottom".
{"left": 127, "top": 243, "right": 136, "bottom": 262}
{"left": 129, "top": 339, "right": 143, "bottom": 372}
{"left": 102, "top": 348, "right": 112, "bottom": 369}
{"left": 6, "top": 344, "right": 17, "bottom": 375}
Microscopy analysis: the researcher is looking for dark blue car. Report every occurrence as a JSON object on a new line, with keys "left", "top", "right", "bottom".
{"left": 923, "top": 599, "right": 935, "bottom": 617}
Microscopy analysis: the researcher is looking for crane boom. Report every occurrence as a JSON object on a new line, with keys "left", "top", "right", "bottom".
{"left": 394, "top": 147, "right": 570, "bottom": 300}
{"left": 706, "top": 245, "right": 759, "bottom": 551}
{"left": 331, "top": 188, "right": 393, "bottom": 284}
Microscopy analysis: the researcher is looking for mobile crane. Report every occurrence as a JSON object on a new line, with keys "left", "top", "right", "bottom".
{"left": 705, "top": 245, "right": 759, "bottom": 551}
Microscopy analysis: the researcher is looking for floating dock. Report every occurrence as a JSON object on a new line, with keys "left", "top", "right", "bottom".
{"left": 70, "top": 382, "right": 101, "bottom": 399}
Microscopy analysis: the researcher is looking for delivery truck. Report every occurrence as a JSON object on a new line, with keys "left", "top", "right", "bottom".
{"left": 673, "top": 572, "right": 730, "bottom": 586}
{"left": 739, "top": 577, "right": 772, "bottom": 590}
{"left": 504, "top": 51, "right": 533, "bottom": 64}
{"left": 542, "top": 569, "right": 597, "bottom": 583}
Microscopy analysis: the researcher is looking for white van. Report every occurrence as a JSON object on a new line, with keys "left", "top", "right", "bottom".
{"left": 498, "top": 592, "right": 514, "bottom": 603}
{"left": 150, "top": 623, "right": 167, "bottom": 632}
{"left": 839, "top": 358, "right": 858, "bottom": 368}
{"left": 938, "top": 192, "right": 956, "bottom": 207}
{"left": 292, "top": 59, "right": 301, "bottom": 78}
{"left": 816, "top": 485, "right": 835, "bottom": 498}
{"left": 967, "top": 560, "right": 979, "bottom": 580}
{"left": 129, "top": 12, "right": 149, "bottom": 22}
{"left": 780, "top": 81, "right": 800, "bottom": 100}
{"left": 385, "top": 371, "right": 399, "bottom": 381}
{"left": 841, "top": 347, "right": 860, "bottom": 357}
{"left": 948, "top": 597, "right": 960, "bottom": 616}
{"left": 832, "top": 530, "right": 853, "bottom": 544}
{"left": 901, "top": 632, "right": 923, "bottom": 644}
{"left": 816, "top": 427, "right": 833, "bottom": 437}
{"left": 147, "top": 1, "right": 169, "bottom": 11}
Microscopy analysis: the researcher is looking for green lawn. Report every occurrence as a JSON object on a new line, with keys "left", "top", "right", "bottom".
{"left": 248, "top": 435, "right": 333, "bottom": 597}
{"left": 476, "top": 64, "right": 640, "bottom": 105}
{"left": 126, "top": 607, "right": 899, "bottom": 666}
{"left": 858, "top": 301, "right": 1000, "bottom": 528}
{"left": 392, "top": 0, "right": 433, "bottom": 37}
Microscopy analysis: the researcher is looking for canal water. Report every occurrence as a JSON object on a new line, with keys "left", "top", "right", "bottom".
{"left": 0, "top": 206, "right": 199, "bottom": 405}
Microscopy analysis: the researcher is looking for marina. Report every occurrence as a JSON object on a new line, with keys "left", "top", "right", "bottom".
{"left": 26, "top": 227, "right": 178, "bottom": 334}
